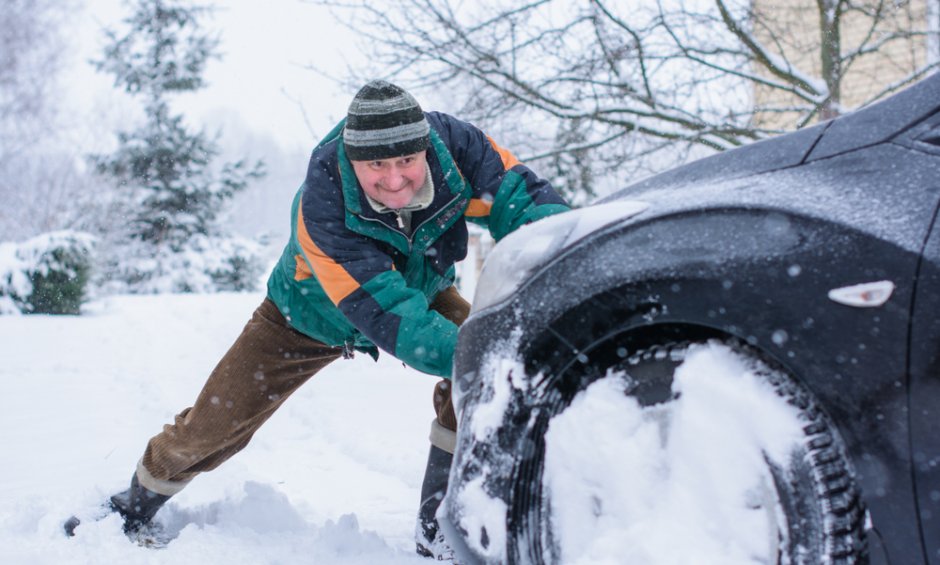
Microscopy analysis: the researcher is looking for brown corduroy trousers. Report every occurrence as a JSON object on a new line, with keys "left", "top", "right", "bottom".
{"left": 136, "top": 287, "right": 469, "bottom": 496}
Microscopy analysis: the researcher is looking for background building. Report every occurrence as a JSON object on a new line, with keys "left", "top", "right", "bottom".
{"left": 752, "top": 0, "right": 940, "bottom": 129}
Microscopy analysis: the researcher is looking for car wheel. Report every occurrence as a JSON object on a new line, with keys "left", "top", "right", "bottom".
{"left": 510, "top": 340, "right": 868, "bottom": 565}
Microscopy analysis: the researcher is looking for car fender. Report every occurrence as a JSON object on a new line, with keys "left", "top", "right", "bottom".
{"left": 454, "top": 205, "right": 923, "bottom": 563}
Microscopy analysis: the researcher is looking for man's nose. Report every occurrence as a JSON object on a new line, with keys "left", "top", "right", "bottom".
{"left": 385, "top": 169, "right": 406, "bottom": 188}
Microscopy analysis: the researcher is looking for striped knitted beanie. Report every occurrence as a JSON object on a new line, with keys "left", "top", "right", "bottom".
{"left": 343, "top": 80, "right": 431, "bottom": 161}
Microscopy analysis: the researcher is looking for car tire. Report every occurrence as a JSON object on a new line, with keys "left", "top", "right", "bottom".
{"left": 511, "top": 340, "right": 869, "bottom": 565}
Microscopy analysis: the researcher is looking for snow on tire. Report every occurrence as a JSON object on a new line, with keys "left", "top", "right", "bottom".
{"left": 510, "top": 340, "right": 868, "bottom": 565}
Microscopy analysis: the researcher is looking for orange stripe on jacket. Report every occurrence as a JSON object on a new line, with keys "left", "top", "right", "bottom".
{"left": 294, "top": 254, "right": 313, "bottom": 281}
{"left": 487, "top": 136, "right": 521, "bottom": 170}
{"left": 465, "top": 198, "right": 492, "bottom": 218}
{"left": 295, "top": 202, "right": 360, "bottom": 305}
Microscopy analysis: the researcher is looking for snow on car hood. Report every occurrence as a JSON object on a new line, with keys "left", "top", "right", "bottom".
{"left": 472, "top": 201, "right": 650, "bottom": 312}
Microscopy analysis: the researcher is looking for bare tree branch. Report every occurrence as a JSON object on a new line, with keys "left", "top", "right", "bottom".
{"left": 303, "top": 0, "right": 939, "bottom": 199}
{"left": 716, "top": 0, "right": 821, "bottom": 96}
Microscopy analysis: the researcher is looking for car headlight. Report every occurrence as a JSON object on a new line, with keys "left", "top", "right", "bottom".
{"left": 472, "top": 200, "right": 650, "bottom": 312}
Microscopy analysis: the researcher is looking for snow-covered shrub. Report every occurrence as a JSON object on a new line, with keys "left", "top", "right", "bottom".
{"left": 0, "top": 231, "right": 96, "bottom": 315}
{"left": 100, "top": 234, "right": 266, "bottom": 295}
{"left": 0, "top": 244, "right": 28, "bottom": 315}
{"left": 204, "top": 236, "right": 268, "bottom": 292}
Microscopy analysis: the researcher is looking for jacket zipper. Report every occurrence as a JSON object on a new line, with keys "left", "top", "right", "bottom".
{"left": 344, "top": 193, "right": 462, "bottom": 350}
{"left": 355, "top": 193, "right": 462, "bottom": 251}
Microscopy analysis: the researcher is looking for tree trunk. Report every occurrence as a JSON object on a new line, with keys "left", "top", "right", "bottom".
{"left": 818, "top": 0, "right": 842, "bottom": 120}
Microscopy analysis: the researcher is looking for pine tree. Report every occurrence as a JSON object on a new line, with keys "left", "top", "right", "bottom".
{"left": 93, "top": 0, "right": 265, "bottom": 292}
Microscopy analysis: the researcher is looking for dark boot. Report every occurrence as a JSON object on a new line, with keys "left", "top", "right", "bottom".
{"left": 416, "top": 444, "right": 454, "bottom": 559}
{"left": 109, "top": 473, "right": 171, "bottom": 534}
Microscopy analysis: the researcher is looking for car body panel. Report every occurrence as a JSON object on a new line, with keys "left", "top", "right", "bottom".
{"left": 601, "top": 121, "right": 830, "bottom": 198}
{"left": 910, "top": 207, "right": 940, "bottom": 565}
{"left": 806, "top": 75, "right": 940, "bottom": 162}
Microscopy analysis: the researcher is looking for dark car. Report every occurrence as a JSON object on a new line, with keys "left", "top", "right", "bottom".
{"left": 440, "top": 73, "right": 940, "bottom": 565}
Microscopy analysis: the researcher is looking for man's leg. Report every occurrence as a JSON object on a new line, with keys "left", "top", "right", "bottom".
{"left": 110, "top": 298, "right": 341, "bottom": 533}
{"left": 416, "top": 286, "right": 469, "bottom": 557}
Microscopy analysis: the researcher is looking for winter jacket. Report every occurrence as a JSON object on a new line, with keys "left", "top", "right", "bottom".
{"left": 266, "top": 111, "right": 569, "bottom": 377}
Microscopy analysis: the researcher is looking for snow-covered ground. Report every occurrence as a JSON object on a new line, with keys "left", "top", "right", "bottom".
{"left": 0, "top": 292, "right": 806, "bottom": 564}
{"left": 0, "top": 292, "right": 437, "bottom": 564}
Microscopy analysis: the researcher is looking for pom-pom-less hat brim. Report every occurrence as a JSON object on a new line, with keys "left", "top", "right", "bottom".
{"left": 344, "top": 80, "right": 431, "bottom": 161}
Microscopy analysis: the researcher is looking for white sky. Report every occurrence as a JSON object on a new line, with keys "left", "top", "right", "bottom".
{"left": 61, "top": 0, "right": 378, "bottom": 239}
{"left": 68, "top": 0, "right": 364, "bottom": 154}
